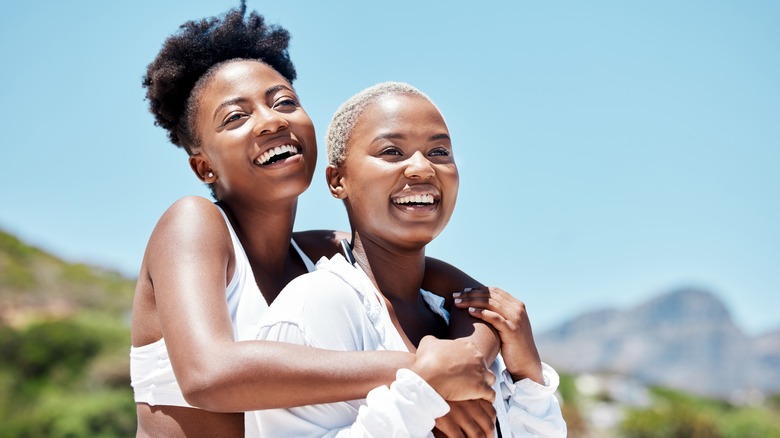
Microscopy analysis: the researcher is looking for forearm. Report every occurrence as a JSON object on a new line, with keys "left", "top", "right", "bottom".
{"left": 421, "top": 257, "right": 500, "bottom": 361}
{"left": 448, "top": 307, "right": 500, "bottom": 362}
{"left": 183, "top": 340, "right": 414, "bottom": 412}
{"left": 253, "top": 369, "right": 448, "bottom": 438}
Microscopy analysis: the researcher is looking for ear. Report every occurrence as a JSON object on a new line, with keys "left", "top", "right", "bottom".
{"left": 326, "top": 164, "right": 347, "bottom": 199}
{"left": 189, "top": 154, "right": 217, "bottom": 184}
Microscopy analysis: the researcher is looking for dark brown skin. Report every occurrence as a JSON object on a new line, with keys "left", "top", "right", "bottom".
{"left": 326, "top": 92, "right": 493, "bottom": 437}
{"left": 453, "top": 286, "right": 544, "bottom": 384}
{"left": 326, "top": 92, "right": 543, "bottom": 437}
{"left": 299, "top": 230, "right": 499, "bottom": 357}
{"left": 132, "top": 61, "right": 498, "bottom": 437}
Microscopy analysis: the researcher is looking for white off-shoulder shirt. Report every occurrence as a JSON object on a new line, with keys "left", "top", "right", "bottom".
{"left": 243, "top": 254, "right": 567, "bottom": 437}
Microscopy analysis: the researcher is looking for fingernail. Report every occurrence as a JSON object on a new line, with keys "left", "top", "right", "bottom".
{"left": 469, "top": 307, "right": 477, "bottom": 312}
{"left": 464, "top": 287, "right": 473, "bottom": 292}
{"left": 454, "top": 298, "right": 462, "bottom": 304}
{"left": 452, "top": 292, "right": 462, "bottom": 298}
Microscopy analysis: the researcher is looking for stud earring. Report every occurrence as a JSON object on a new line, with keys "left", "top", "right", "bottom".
{"left": 207, "top": 172, "right": 214, "bottom": 178}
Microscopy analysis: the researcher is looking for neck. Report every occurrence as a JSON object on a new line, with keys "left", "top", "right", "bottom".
{"left": 351, "top": 232, "right": 426, "bottom": 304}
{"left": 219, "top": 198, "right": 304, "bottom": 302}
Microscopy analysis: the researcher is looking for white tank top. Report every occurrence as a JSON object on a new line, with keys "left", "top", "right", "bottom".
{"left": 130, "top": 206, "right": 315, "bottom": 407}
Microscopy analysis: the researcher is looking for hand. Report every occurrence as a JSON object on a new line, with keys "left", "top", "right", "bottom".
{"left": 434, "top": 399, "right": 496, "bottom": 438}
{"left": 453, "top": 287, "right": 544, "bottom": 384}
{"left": 412, "top": 336, "right": 496, "bottom": 403}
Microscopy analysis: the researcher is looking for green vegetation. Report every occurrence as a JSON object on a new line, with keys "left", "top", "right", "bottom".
{"left": 0, "top": 315, "right": 136, "bottom": 437}
{"left": 620, "top": 387, "right": 780, "bottom": 438}
{"left": 0, "top": 230, "right": 135, "bottom": 437}
{"left": 554, "top": 373, "right": 780, "bottom": 437}
{"left": 2, "top": 229, "right": 780, "bottom": 436}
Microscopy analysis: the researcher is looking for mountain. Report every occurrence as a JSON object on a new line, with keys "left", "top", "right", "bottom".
{"left": 751, "top": 327, "right": 780, "bottom": 395}
{"left": 536, "top": 288, "right": 780, "bottom": 399}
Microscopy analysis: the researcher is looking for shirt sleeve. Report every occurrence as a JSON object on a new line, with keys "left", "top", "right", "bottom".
{"left": 325, "top": 369, "right": 449, "bottom": 438}
{"left": 252, "top": 269, "right": 368, "bottom": 350}
{"left": 249, "top": 268, "right": 449, "bottom": 438}
{"left": 498, "top": 361, "right": 568, "bottom": 438}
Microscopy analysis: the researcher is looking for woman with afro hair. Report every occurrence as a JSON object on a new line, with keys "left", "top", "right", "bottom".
{"left": 131, "top": 2, "right": 504, "bottom": 437}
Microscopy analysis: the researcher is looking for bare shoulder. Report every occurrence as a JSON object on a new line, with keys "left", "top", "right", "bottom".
{"left": 292, "top": 229, "right": 351, "bottom": 261}
{"left": 157, "top": 196, "right": 223, "bottom": 227}
{"left": 145, "top": 196, "right": 232, "bottom": 270}
{"left": 150, "top": 196, "right": 226, "bottom": 240}
{"left": 133, "top": 196, "right": 230, "bottom": 346}
{"left": 422, "top": 256, "right": 484, "bottom": 298}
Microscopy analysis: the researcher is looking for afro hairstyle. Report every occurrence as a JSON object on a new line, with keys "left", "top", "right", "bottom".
{"left": 143, "top": 1, "right": 296, "bottom": 153}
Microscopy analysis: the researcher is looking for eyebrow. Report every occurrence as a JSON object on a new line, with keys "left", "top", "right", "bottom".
{"left": 212, "top": 84, "right": 295, "bottom": 121}
{"left": 373, "top": 132, "right": 451, "bottom": 142}
{"left": 430, "top": 133, "right": 451, "bottom": 142}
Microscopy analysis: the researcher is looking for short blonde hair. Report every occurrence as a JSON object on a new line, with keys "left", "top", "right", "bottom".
{"left": 325, "top": 82, "right": 439, "bottom": 166}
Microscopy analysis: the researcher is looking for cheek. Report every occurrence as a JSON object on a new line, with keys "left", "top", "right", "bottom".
{"left": 345, "top": 174, "right": 389, "bottom": 213}
{"left": 443, "top": 166, "right": 459, "bottom": 191}
{"left": 295, "top": 115, "right": 317, "bottom": 140}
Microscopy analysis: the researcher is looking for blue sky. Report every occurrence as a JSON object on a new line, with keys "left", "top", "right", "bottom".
{"left": 1, "top": 1, "right": 778, "bottom": 335}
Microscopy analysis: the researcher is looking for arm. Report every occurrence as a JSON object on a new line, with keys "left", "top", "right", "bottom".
{"left": 248, "top": 271, "right": 495, "bottom": 437}
{"left": 422, "top": 258, "right": 501, "bottom": 365}
{"left": 333, "top": 369, "right": 450, "bottom": 438}
{"left": 454, "top": 287, "right": 567, "bottom": 437}
{"left": 452, "top": 286, "right": 542, "bottom": 383}
{"left": 284, "top": 233, "right": 503, "bottom": 437}
{"left": 255, "top": 332, "right": 476, "bottom": 438}
{"left": 141, "top": 197, "right": 414, "bottom": 412}
{"left": 433, "top": 400, "right": 496, "bottom": 438}
{"left": 292, "top": 233, "right": 501, "bottom": 362}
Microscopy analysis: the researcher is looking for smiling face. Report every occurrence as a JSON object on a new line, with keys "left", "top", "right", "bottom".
{"left": 189, "top": 60, "right": 317, "bottom": 205}
{"left": 328, "top": 93, "right": 459, "bottom": 251}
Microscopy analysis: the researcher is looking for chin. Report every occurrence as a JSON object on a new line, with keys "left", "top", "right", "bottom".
{"left": 392, "top": 232, "right": 439, "bottom": 251}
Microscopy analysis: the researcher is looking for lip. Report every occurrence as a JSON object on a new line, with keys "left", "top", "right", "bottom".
{"left": 253, "top": 135, "right": 304, "bottom": 167}
{"left": 390, "top": 183, "right": 441, "bottom": 212}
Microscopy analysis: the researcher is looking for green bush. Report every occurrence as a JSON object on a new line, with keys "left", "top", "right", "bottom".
{"left": 622, "top": 404, "right": 720, "bottom": 438}
{"left": 0, "top": 315, "right": 135, "bottom": 436}
{"left": 719, "top": 408, "right": 780, "bottom": 438}
{"left": 7, "top": 319, "right": 103, "bottom": 381}
{"left": 621, "top": 387, "right": 780, "bottom": 438}
{"left": 0, "top": 389, "right": 135, "bottom": 438}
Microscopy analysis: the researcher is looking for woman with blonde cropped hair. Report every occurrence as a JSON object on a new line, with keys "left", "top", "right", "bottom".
{"left": 246, "top": 82, "right": 567, "bottom": 437}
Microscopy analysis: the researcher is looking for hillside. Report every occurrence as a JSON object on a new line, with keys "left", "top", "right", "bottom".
{"left": 536, "top": 288, "right": 780, "bottom": 399}
{"left": 0, "top": 229, "right": 137, "bottom": 437}
{"left": 0, "top": 229, "right": 135, "bottom": 325}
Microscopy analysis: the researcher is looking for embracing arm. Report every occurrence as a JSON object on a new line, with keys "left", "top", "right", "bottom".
{"left": 422, "top": 257, "right": 500, "bottom": 361}
{"left": 454, "top": 287, "right": 567, "bottom": 437}
{"left": 139, "top": 197, "right": 413, "bottom": 412}
{"left": 248, "top": 269, "right": 495, "bottom": 437}
{"left": 292, "top": 233, "right": 501, "bottom": 362}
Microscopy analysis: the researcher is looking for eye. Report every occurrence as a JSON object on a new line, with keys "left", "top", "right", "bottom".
{"left": 222, "top": 112, "right": 246, "bottom": 126}
{"left": 379, "top": 147, "right": 403, "bottom": 156}
{"left": 429, "top": 147, "right": 450, "bottom": 157}
{"left": 273, "top": 97, "right": 300, "bottom": 111}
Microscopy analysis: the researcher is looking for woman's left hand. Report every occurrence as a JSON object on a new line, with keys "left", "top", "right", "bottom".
{"left": 433, "top": 399, "right": 496, "bottom": 438}
{"left": 453, "top": 287, "right": 544, "bottom": 384}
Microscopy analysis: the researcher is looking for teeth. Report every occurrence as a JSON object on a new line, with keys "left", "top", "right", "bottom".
{"left": 393, "top": 194, "right": 435, "bottom": 205}
{"left": 255, "top": 145, "right": 299, "bottom": 165}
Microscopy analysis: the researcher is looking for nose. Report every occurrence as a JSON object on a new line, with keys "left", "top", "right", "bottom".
{"left": 403, "top": 151, "right": 435, "bottom": 180}
{"left": 252, "top": 106, "right": 289, "bottom": 136}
